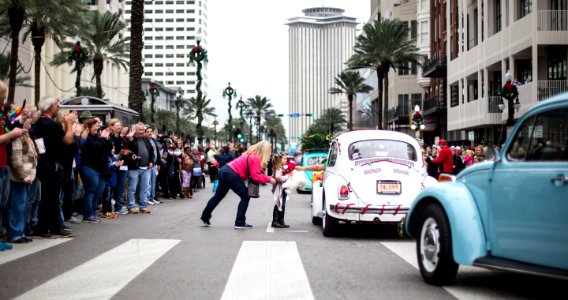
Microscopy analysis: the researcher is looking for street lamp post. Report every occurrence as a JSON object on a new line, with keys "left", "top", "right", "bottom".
{"left": 213, "top": 119, "right": 219, "bottom": 146}
{"left": 175, "top": 90, "right": 184, "bottom": 134}
{"left": 245, "top": 108, "right": 254, "bottom": 146}
{"left": 498, "top": 72, "right": 521, "bottom": 126}
{"left": 410, "top": 105, "right": 425, "bottom": 140}
{"left": 147, "top": 80, "right": 159, "bottom": 124}
{"left": 223, "top": 82, "right": 237, "bottom": 142}
{"left": 68, "top": 41, "right": 88, "bottom": 97}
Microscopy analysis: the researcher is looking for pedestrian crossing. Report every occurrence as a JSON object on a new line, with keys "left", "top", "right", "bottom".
{"left": 14, "top": 239, "right": 180, "bottom": 300}
{"left": 2, "top": 236, "right": 541, "bottom": 300}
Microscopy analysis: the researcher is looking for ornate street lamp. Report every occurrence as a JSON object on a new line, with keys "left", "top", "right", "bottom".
{"left": 68, "top": 41, "right": 88, "bottom": 97}
{"left": 410, "top": 104, "right": 425, "bottom": 140}
{"left": 213, "top": 119, "right": 219, "bottom": 146}
{"left": 222, "top": 82, "right": 237, "bottom": 141}
{"left": 245, "top": 108, "right": 254, "bottom": 146}
{"left": 175, "top": 89, "right": 184, "bottom": 134}
{"left": 498, "top": 71, "right": 521, "bottom": 126}
{"left": 147, "top": 79, "right": 159, "bottom": 124}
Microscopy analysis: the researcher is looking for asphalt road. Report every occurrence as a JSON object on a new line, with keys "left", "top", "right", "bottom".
{"left": 1, "top": 183, "right": 565, "bottom": 299}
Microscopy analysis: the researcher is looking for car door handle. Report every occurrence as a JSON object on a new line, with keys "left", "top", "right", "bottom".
{"left": 550, "top": 175, "right": 568, "bottom": 186}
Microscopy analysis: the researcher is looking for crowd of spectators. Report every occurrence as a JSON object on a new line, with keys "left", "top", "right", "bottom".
{"left": 424, "top": 139, "right": 490, "bottom": 179}
{"left": 0, "top": 80, "right": 248, "bottom": 250}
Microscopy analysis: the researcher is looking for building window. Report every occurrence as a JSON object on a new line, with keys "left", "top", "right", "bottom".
{"left": 155, "top": 18, "right": 163, "bottom": 22}
{"left": 144, "top": 36, "right": 153, "bottom": 40}
{"left": 176, "top": 45, "right": 184, "bottom": 49}
{"left": 419, "top": 21, "right": 428, "bottom": 45}
{"left": 547, "top": 46, "right": 567, "bottom": 80}
{"left": 155, "top": 10, "right": 163, "bottom": 13}
{"left": 495, "top": 0, "right": 502, "bottom": 33}
{"left": 167, "top": 81, "right": 174, "bottom": 85}
{"left": 176, "top": 54, "right": 184, "bottom": 58}
{"left": 410, "top": 20, "right": 417, "bottom": 40}
{"left": 165, "top": 9, "right": 174, "bottom": 14}
{"left": 520, "top": 0, "right": 532, "bottom": 18}
{"left": 176, "top": 63, "right": 185, "bottom": 67}
{"left": 420, "top": 0, "right": 429, "bottom": 11}
{"left": 176, "top": 9, "right": 184, "bottom": 13}
{"left": 166, "top": 54, "right": 174, "bottom": 58}
{"left": 166, "top": 18, "right": 174, "bottom": 22}
{"left": 145, "top": 72, "right": 153, "bottom": 76}
{"left": 155, "top": 36, "right": 163, "bottom": 40}
{"left": 155, "top": 72, "right": 164, "bottom": 76}
{"left": 155, "top": 54, "right": 164, "bottom": 58}
{"left": 155, "top": 63, "right": 164, "bottom": 67}
{"left": 164, "top": 45, "right": 172, "bottom": 49}
{"left": 144, "top": 63, "right": 152, "bottom": 67}
{"left": 176, "top": 72, "right": 184, "bottom": 76}
{"left": 144, "top": 45, "right": 153, "bottom": 49}
{"left": 176, "top": 18, "right": 184, "bottom": 22}
{"left": 144, "top": 54, "right": 153, "bottom": 58}
{"left": 398, "top": 62, "right": 417, "bottom": 76}
{"left": 155, "top": 27, "right": 163, "bottom": 31}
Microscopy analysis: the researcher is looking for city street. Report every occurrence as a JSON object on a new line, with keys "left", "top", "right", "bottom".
{"left": 0, "top": 185, "right": 564, "bottom": 300}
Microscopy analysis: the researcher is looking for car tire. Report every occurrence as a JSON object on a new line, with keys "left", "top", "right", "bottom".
{"left": 322, "top": 198, "right": 337, "bottom": 237}
{"left": 417, "top": 204, "right": 459, "bottom": 286}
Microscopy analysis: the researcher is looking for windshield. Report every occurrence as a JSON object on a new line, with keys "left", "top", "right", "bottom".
{"left": 348, "top": 140, "right": 418, "bottom": 161}
{"left": 305, "top": 155, "right": 327, "bottom": 166}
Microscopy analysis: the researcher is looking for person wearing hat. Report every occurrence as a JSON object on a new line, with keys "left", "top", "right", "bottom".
{"left": 427, "top": 139, "right": 453, "bottom": 174}
{"left": 78, "top": 111, "right": 94, "bottom": 124}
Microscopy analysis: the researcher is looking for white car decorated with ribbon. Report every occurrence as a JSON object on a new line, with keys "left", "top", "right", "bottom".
{"left": 311, "top": 130, "right": 438, "bottom": 237}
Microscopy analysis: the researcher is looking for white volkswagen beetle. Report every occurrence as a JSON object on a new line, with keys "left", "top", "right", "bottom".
{"left": 311, "top": 130, "right": 438, "bottom": 237}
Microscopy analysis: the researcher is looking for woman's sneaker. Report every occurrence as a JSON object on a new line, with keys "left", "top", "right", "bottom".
{"left": 82, "top": 217, "right": 101, "bottom": 223}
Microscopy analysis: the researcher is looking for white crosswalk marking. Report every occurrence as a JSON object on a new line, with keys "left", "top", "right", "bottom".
{"left": 14, "top": 239, "right": 180, "bottom": 300}
{"left": 222, "top": 241, "right": 314, "bottom": 300}
{"left": 382, "top": 241, "right": 505, "bottom": 300}
{"left": 0, "top": 239, "right": 72, "bottom": 266}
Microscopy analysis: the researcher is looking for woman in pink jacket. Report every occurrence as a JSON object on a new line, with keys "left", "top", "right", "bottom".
{"left": 200, "top": 141, "right": 276, "bottom": 229}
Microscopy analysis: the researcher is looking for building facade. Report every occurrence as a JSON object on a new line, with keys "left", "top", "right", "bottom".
{"left": 2, "top": 0, "right": 129, "bottom": 107}
{"left": 124, "top": 0, "right": 208, "bottom": 99}
{"left": 446, "top": 0, "right": 568, "bottom": 146}
{"left": 287, "top": 7, "right": 358, "bottom": 143}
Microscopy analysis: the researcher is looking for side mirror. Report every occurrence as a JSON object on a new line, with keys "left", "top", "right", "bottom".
{"left": 484, "top": 147, "right": 500, "bottom": 161}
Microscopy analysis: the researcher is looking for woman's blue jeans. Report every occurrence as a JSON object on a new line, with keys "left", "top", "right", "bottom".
{"left": 80, "top": 166, "right": 106, "bottom": 219}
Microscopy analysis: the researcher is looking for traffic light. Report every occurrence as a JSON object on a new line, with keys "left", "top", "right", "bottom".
{"left": 305, "top": 113, "right": 314, "bottom": 117}
{"left": 234, "top": 128, "right": 242, "bottom": 139}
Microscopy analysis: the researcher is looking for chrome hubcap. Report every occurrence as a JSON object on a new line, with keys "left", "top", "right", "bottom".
{"left": 420, "top": 217, "right": 440, "bottom": 272}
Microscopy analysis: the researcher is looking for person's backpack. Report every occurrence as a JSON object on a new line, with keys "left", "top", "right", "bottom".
{"left": 192, "top": 163, "right": 203, "bottom": 177}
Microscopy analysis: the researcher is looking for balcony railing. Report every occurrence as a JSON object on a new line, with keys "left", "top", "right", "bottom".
{"left": 538, "top": 80, "right": 568, "bottom": 100}
{"left": 422, "top": 54, "right": 447, "bottom": 78}
{"left": 538, "top": 10, "right": 568, "bottom": 31}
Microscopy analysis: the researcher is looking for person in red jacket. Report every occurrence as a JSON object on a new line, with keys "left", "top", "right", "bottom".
{"left": 428, "top": 139, "right": 453, "bottom": 174}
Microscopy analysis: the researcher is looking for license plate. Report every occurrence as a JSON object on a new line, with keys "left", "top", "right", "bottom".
{"left": 377, "top": 180, "right": 401, "bottom": 194}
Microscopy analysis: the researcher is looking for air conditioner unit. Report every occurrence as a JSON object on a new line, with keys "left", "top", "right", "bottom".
{"left": 394, "top": 0, "right": 409, "bottom": 6}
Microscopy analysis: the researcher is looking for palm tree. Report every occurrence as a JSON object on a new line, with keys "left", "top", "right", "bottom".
{"left": 329, "top": 70, "right": 373, "bottom": 131}
{"left": 246, "top": 95, "right": 274, "bottom": 142}
{"left": 309, "top": 107, "right": 346, "bottom": 135}
{"left": 348, "top": 18, "right": 423, "bottom": 129}
{"left": 264, "top": 115, "right": 286, "bottom": 152}
{"left": 128, "top": 0, "right": 144, "bottom": 119}
{"left": 25, "top": 0, "right": 88, "bottom": 104}
{"left": 0, "top": 52, "right": 31, "bottom": 87}
{"left": 184, "top": 94, "right": 217, "bottom": 145}
{"left": 0, "top": 0, "right": 30, "bottom": 102}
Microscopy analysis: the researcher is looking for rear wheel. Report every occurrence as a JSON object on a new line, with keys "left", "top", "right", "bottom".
{"left": 417, "top": 204, "right": 459, "bottom": 285}
{"left": 321, "top": 198, "right": 337, "bottom": 237}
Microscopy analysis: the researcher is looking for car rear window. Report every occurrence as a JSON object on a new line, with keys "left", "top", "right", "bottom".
{"left": 348, "top": 140, "right": 418, "bottom": 161}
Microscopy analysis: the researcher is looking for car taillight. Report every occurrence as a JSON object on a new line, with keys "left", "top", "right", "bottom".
{"left": 338, "top": 185, "right": 349, "bottom": 200}
{"left": 313, "top": 172, "right": 323, "bottom": 182}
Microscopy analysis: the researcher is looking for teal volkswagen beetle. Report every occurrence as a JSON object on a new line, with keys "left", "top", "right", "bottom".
{"left": 405, "top": 93, "right": 568, "bottom": 285}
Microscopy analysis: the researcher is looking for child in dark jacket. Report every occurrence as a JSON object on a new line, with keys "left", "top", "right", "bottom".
{"left": 102, "top": 146, "right": 123, "bottom": 218}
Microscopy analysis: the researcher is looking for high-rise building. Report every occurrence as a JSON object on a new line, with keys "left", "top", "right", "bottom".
{"left": 124, "top": 0, "right": 208, "bottom": 111}
{"left": 287, "top": 7, "right": 358, "bottom": 143}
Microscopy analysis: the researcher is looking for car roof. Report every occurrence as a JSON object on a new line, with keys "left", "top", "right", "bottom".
{"left": 334, "top": 130, "right": 420, "bottom": 150}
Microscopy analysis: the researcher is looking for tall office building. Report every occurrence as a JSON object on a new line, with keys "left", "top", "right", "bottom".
{"left": 124, "top": 0, "right": 208, "bottom": 111}
{"left": 287, "top": 7, "right": 358, "bottom": 143}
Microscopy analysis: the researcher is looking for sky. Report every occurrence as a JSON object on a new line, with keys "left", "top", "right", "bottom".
{"left": 206, "top": 0, "right": 371, "bottom": 130}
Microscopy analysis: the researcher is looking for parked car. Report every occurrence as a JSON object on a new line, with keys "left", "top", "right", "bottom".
{"left": 298, "top": 151, "right": 328, "bottom": 192}
{"left": 405, "top": 92, "right": 568, "bottom": 286}
{"left": 311, "top": 130, "right": 437, "bottom": 237}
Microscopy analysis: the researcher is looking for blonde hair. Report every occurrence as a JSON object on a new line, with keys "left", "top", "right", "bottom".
{"left": 0, "top": 80, "right": 7, "bottom": 99}
{"left": 272, "top": 154, "right": 283, "bottom": 175}
{"left": 107, "top": 118, "right": 121, "bottom": 128}
{"left": 244, "top": 140, "right": 272, "bottom": 169}
{"left": 56, "top": 109, "right": 70, "bottom": 130}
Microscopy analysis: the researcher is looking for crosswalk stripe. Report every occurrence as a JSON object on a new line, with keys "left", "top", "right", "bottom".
{"left": 221, "top": 241, "right": 314, "bottom": 300}
{"left": 14, "top": 239, "right": 180, "bottom": 300}
{"left": 266, "top": 221, "right": 275, "bottom": 233}
{"left": 0, "top": 239, "right": 72, "bottom": 266}
{"left": 382, "top": 241, "right": 501, "bottom": 300}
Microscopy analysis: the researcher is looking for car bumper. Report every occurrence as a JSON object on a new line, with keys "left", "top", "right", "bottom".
{"left": 328, "top": 203, "right": 408, "bottom": 223}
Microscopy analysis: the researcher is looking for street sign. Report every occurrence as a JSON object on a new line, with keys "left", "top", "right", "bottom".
{"left": 290, "top": 113, "right": 301, "bottom": 117}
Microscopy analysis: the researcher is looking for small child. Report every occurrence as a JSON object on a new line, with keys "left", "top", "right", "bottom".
{"left": 270, "top": 154, "right": 290, "bottom": 228}
{"left": 180, "top": 154, "right": 193, "bottom": 199}
{"left": 102, "top": 145, "right": 123, "bottom": 218}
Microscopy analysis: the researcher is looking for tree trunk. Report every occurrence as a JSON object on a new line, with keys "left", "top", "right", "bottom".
{"left": 31, "top": 25, "right": 45, "bottom": 105}
{"left": 128, "top": 0, "right": 145, "bottom": 120}
{"left": 7, "top": 7, "right": 26, "bottom": 103}
{"left": 348, "top": 94, "right": 354, "bottom": 131}
{"left": 383, "top": 72, "right": 389, "bottom": 130}
{"left": 94, "top": 57, "right": 104, "bottom": 98}
{"left": 376, "top": 70, "right": 384, "bottom": 130}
